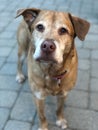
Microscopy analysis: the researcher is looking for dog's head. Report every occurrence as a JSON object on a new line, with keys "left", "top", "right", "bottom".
{"left": 16, "top": 8, "right": 90, "bottom": 64}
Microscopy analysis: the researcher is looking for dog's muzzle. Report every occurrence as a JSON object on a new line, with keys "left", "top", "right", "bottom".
{"left": 36, "top": 39, "right": 56, "bottom": 63}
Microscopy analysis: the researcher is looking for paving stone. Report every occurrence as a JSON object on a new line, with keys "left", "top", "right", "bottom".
{"left": 66, "top": 90, "right": 88, "bottom": 108}
{"left": 46, "top": 96, "right": 57, "bottom": 105}
{"left": 45, "top": 104, "right": 56, "bottom": 123}
{"left": 75, "top": 38, "right": 83, "bottom": 48}
{"left": 0, "top": 31, "right": 15, "bottom": 39}
{"left": 0, "top": 4, "right": 6, "bottom": 11}
{"left": 0, "top": 12, "right": 14, "bottom": 19}
{"left": 88, "top": 17, "right": 98, "bottom": 24}
{"left": 0, "top": 14, "right": 12, "bottom": 23}
{"left": 65, "top": 107, "right": 93, "bottom": 130}
{"left": 4, "top": 120, "right": 31, "bottom": 130}
{"left": 0, "top": 47, "right": 12, "bottom": 57}
{"left": 7, "top": 47, "right": 18, "bottom": 62}
{"left": 89, "top": 24, "right": 98, "bottom": 34}
{"left": 77, "top": 48, "right": 90, "bottom": 59}
{"left": 84, "top": 40, "right": 98, "bottom": 49}
{"left": 5, "top": 19, "right": 21, "bottom": 32}
{"left": 75, "top": 70, "right": 90, "bottom": 91}
{"left": 90, "top": 78, "right": 98, "bottom": 92}
{"left": 78, "top": 59, "right": 90, "bottom": 70}
{"left": 0, "top": 39, "right": 16, "bottom": 47}
{"left": 11, "top": 92, "right": 36, "bottom": 122}
{"left": 92, "top": 112, "right": 98, "bottom": 130}
{"left": 90, "top": 92, "right": 98, "bottom": 111}
{"left": 0, "top": 63, "right": 17, "bottom": 75}
{"left": 0, "top": 108, "right": 10, "bottom": 130}
{"left": 29, "top": 3, "right": 41, "bottom": 9}
{"left": 0, "top": 90, "right": 17, "bottom": 108}
{"left": 0, "top": 75, "right": 22, "bottom": 91}
{"left": 0, "top": 21, "right": 9, "bottom": 28}
{"left": 68, "top": 5, "right": 81, "bottom": 15}
{"left": 0, "top": 57, "right": 6, "bottom": 63}
{"left": 30, "top": 0, "right": 43, "bottom": 8}
{"left": 0, "top": 62, "right": 3, "bottom": 68}
{"left": 81, "top": 4, "right": 92, "bottom": 14}
{"left": 91, "top": 60, "right": 98, "bottom": 78}
{"left": 0, "top": 57, "right": 6, "bottom": 68}
{"left": 91, "top": 50, "right": 98, "bottom": 60}
{"left": 22, "top": 80, "right": 31, "bottom": 92}
{"left": 87, "top": 29, "right": 98, "bottom": 38}
{"left": 40, "top": 3, "right": 56, "bottom": 10}
{"left": 57, "top": 5, "right": 69, "bottom": 12}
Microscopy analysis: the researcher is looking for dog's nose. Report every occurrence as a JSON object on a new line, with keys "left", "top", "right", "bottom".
{"left": 41, "top": 39, "right": 56, "bottom": 53}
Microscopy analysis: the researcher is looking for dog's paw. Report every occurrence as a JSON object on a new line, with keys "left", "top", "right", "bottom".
{"left": 38, "top": 128, "right": 48, "bottom": 130}
{"left": 56, "top": 119, "right": 67, "bottom": 129}
{"left": 16, "top": 74, "right": 26, "bottom": 83}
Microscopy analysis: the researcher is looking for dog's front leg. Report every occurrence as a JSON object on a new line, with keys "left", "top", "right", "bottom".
{"left": 16, "top": 48, "right": 26, "bottom": 83}
{"left": 56, "top": 96, "right": 67, "bottom": 129}
{"left": 35, "top": 97, "right": 48, "bottom": 130}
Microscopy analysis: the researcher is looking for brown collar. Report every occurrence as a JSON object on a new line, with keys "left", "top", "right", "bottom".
{"left": 52, "top": 70, "right": 68, "bottom": 81}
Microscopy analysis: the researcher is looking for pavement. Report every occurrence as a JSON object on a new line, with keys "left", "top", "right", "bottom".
{"left": 0, "top": 0, "right": 98, "bottom": 130}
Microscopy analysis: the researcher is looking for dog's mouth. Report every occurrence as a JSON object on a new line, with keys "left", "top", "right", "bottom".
{"left": 35, "top": 52, "right": 57, "bottom": 63}
{"left": 36, "top": 56, "right": 57, "bottom": 64}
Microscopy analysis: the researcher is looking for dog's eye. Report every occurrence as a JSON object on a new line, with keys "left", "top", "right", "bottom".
{"left": 58, "top": 27, "right": 68, "bottom": 35}
{"left": 36, "top": 24, "right": 45, "bottom": 32}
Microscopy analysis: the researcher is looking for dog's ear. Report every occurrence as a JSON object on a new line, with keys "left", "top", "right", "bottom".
{"left": 15, "top": 8, "right": 40, "bottom": 25}
{"left": 69, "top": 13, "right": 90, "bottom": 41}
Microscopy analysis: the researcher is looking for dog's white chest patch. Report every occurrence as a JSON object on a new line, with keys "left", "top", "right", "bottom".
{"left": 34, "top": 91, "right": 45, "bottom": 100}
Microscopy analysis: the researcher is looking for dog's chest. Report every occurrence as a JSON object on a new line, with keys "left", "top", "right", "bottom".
{"left": 44, "top": 75, "right": 63, "bottom": 95}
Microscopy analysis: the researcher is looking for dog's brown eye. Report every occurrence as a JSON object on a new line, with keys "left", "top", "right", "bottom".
{"left": 36, "top": 24, "right": 45, "bottom": 32}
{"left": 58, "top": 27, "right": 68, "bottom": 35}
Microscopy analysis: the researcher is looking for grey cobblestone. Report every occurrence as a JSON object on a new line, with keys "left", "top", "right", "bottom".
{"left": 90, "top": 78, "right": 98, "bottom": 92}
{"left": 75, "top": 70, "right": 90, "bottom": 91}
{"left": 92, "top": 112, "right": 98, "bottom": 130}
{"left": 0, "top": 63, "right": 17, "bottom": 75}
{"left": 89, "top": 24, "right": 98, "bottom": 34}
{"left": 0, "top": 90, "right": 17, "bottom": 108}
{"left": 22, "top": 80, "right": 31, "bottom": 92}
{"left": 84, "top": 35, "right": 98, "bottom": 49}
{"left": 0, "top": 39, "right": 16, "bottom": 47}
{"left": 0, "top": 58, "right": 6, "bottom": 68}
{"left": 83, "top": 40, "right": 98, "bottom": 49}
{"left": 75, "top": 38, "right": 83, "bottom": 48}
{"left": 0, "top": 108, "right": 10, "bottom": 130}
{"left": 65, "top": 107, "right": 93, "bottom": 130}
{"left": 78, "top": 59, "right": 90, "bottom": 70}
{"left": 0, "top": 75, "right": 22, "bottom": 91}
{"left": 91, "top": 60, "right": 98, "bottom": 78}
{"left": 90, "top": 92, "right": 98, "bottom": 111}
{"left": 7, "top": 46, "right": 18, "bottom": 62}
{"left": 91, "top": 50, "right": 98, "bottom": 60}
{"left": 0, "top": 31, "right": 15, "bottom": 39}
{"left": 66, "top": 90, "right": 88, "bottom": 108}
{"left": 11, "top": 92, "right": 36, "bottom": 122}
{"left": 4, "top": 120, "right": 31, "bottom": 130}
{"left": 0, "top": 47, "right": 12, "bottom": 57}
{"left": 77, "top": 48, "right": 90, "bottom": 59}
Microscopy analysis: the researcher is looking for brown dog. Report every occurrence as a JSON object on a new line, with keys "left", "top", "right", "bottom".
{"left": 16, "top": 8, "right": 90, "bottom": 130}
